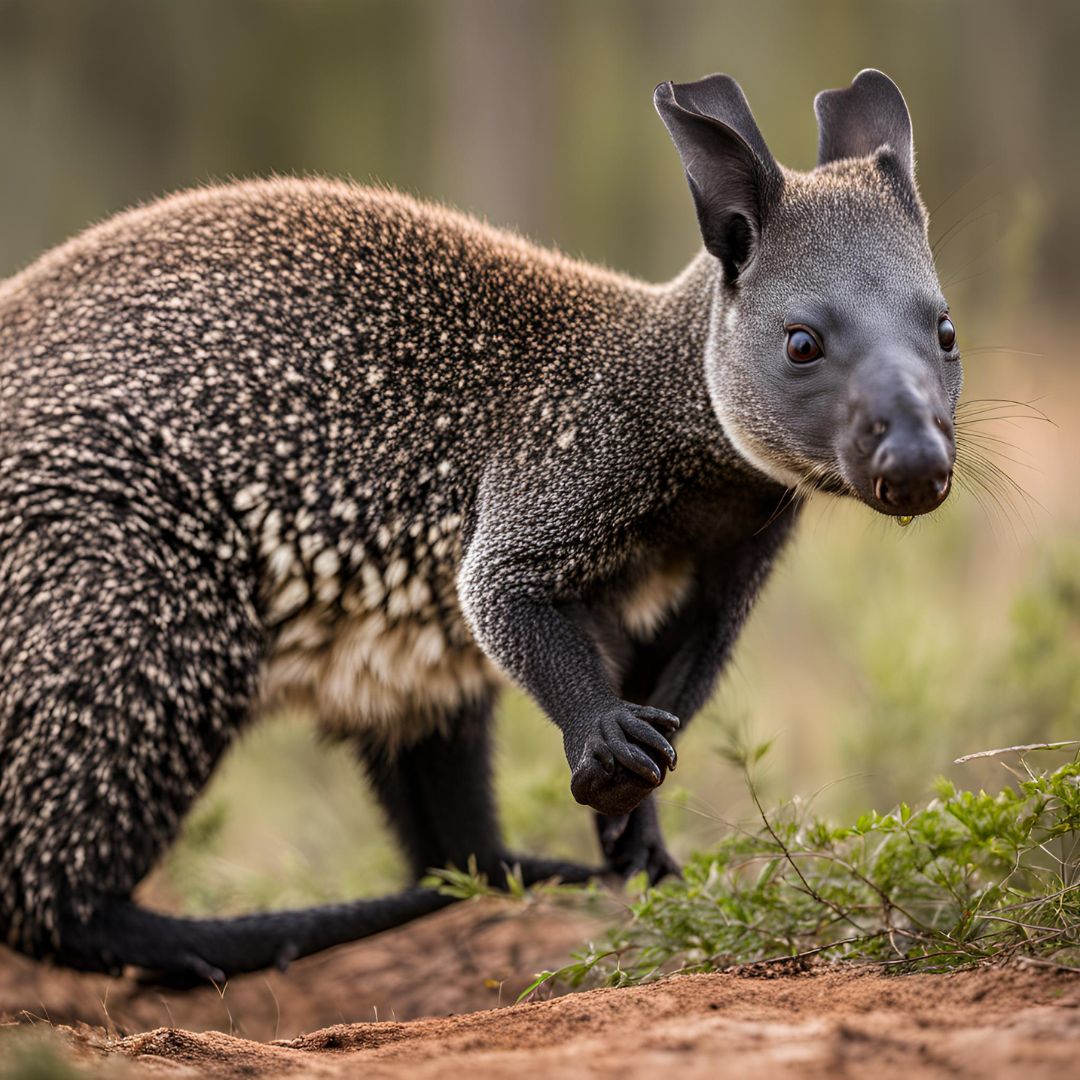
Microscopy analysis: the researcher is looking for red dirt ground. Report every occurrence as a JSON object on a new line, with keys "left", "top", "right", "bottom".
{"left": 2, "top": 898, "right": 1080, "bottom": 1078}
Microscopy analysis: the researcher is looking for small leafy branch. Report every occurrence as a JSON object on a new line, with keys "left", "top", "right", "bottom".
{"left": 523, "top": 743, "right": 1080, "bottom": 996}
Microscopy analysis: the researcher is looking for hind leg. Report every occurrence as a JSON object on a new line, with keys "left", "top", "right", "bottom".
{"left": 351, "top": 694, "right": 597, "bottom": 888}
{"left": 0, "top": 506, "right": 262, "bottom": 972}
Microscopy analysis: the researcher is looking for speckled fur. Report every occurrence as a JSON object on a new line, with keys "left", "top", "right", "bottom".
{"left": 0, "top": 70, "right": 956, "bottom": 975}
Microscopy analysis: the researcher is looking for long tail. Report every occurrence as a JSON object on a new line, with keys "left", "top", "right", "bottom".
{"left": 61, "top": 888, "right": 455, "bottom": 984}
{"left": 56, "top": 854, "right": 595, "bottom": 985}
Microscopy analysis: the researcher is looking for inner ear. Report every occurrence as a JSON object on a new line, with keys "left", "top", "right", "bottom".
{"left": 655, "top": 75, "right": 783, "bottom": 283}
{"left": 716, "top": 211, "right": 754, "bottom": 284}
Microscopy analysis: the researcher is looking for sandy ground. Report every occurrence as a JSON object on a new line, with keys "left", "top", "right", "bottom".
{"left": 2, "top": 899, "right": 1080, "bottom": 1078}
{"left": 0, "top": 897, "right": 606, "bottom": 1039}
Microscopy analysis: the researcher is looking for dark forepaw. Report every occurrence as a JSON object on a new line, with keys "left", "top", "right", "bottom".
{"left": 570, "top": 703, "right": 679, "bottom": 816}
{"left": 596, "top": 798, "right": 680, "bottom": 885}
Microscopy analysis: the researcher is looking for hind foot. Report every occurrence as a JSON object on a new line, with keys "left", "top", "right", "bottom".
{"left": 596, "top": 798, "right": 680, "bottom": 884}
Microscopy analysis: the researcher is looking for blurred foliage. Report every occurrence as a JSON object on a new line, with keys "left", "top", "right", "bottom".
{"left": 0, "top": 1032, "right": 117, "bottom": 1080}
{"left": 0, "top": 0, "right": 1074, "bottom": 913}
{"left": 2, "top": 0, "right": 1079, "bottom": 307}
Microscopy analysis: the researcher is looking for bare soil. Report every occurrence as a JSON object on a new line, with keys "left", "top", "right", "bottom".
{"left": 3, "top": 899, "right": 1080, "bottom": 1078}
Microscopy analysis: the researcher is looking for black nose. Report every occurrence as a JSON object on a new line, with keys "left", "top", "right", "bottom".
{"left": 844, "top": 356, "right": 957, "bottom": 517}
{"left": 871, "top": 439, "right": 953, "bottom": 515}
{"left": 873, "top": 469, "right": 952, "bottom": 510}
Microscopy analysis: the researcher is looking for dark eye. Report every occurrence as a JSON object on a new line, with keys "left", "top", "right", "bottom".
{"left": 938, "top": 313, "right": 957, "bottom": 352}
{"left": 786, "top": 327, "right": 823, "bottom": 364}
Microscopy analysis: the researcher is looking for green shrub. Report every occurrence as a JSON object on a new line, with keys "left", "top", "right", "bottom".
{"left": 521, "top": 744, "right": 1080, "bottom": 994}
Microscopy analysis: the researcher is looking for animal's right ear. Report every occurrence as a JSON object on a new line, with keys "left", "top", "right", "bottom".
{"left": 654, "top": 74, "right": 783, "bottom": 284}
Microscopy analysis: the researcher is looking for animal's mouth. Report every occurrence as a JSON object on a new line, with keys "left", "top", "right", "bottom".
{"left": 794, "top": 449, "right": 955, "bottom": 520}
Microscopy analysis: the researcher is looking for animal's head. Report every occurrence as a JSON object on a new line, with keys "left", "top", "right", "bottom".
{"left": 656, "top": 69, "right": 960, "bottom": 518}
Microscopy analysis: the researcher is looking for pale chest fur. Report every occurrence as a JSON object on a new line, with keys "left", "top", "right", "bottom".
{"left": 260, "top": 600, "right": 501, "bottom": 747}
{"left": 239, "top": 486, "right": 500, "bottom": 746}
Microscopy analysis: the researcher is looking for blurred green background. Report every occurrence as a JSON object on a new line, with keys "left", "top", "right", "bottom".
{"left": 0, "top": 0, "right": 1076, "bottom": 914}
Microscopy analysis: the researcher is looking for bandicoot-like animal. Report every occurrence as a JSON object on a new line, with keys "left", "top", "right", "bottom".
{"left": 0, "top": 69, "right": 959, "bottom": 981}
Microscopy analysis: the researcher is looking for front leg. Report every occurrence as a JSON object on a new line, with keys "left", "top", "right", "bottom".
{"left": 459, "top": 526, "right": 679, "bottom": 817}
{"left": 461, "top": 583, "right": 679, "bottom": 815}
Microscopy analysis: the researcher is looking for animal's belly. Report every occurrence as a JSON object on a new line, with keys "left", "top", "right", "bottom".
{"left": 260, "top": 606, "right": 501, "bottom": 746}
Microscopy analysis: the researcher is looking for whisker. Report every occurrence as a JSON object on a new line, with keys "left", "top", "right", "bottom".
{"left": 954, "top": 429, "right": 1030, "bottom": 450}
{"left": 941, "top": 265, "right": 996, "bottom": 291}
{"left": 955, "top": 447, "right": 1023, "bottom": 511}
{"left": 956, "top": 437, "right": 1039, "bottom": 473}
{"left": 957, "top": 417, "right": 1049, "bottom": 433}
{"left": 925, "top": 162, "right": 996, "bottom": 223}
{"left": 951, "top": 471, "right": 1000, "bottom": 538}
{"left": 953, "top": 395, "right": 1051, "bottom": 535}
{"left": 931, "top": 201, "right": 1002, "bottom": 258}
{"left": 755, "top": 482, "right": 802, "bottom": 536}
{"left": 954, "top": 400, "right": 1056, "bottom": 435}
{"left": 753, "top": 458, "right": 856, "bottom": 536}
{"left": 959, "top": 346, "right": 1046, "bottom": 359}
{"left": 955, "top": 397, "right": 1052, "bottom": 422}
{"left": 959, "top": 472, "right": 1021, "bottom": 545}
{"left": 954, "top": 467, "right": 1024, "bottom": 543}
{"left": 977, "top": 454, "right": 1048, "bottom": 517}
{"left": 953, "top": 449, "right": 1041, "bottom": 537}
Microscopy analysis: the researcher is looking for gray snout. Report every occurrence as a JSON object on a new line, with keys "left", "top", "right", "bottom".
{"left": 842, "top": 362, "right": 956, "bottom": 517}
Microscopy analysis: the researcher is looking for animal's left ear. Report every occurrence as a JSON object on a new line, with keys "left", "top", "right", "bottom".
{"left": 815, "top": 69, "right": 913, "bottom": 171}
{"left": 815, "top": 69, "right": 922, "bottom": 214}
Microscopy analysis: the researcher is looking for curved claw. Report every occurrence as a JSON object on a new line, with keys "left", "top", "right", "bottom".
{"left": 632, "top": 705, "right": 680, "bottom": 734}
{"left": 620, "top": 714, "right": 677, "bottom": 770}
{"left": 610, "top": 738, "right": 663, "bottom": 786}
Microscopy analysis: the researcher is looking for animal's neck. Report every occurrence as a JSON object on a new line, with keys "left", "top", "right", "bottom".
{"left": 617, "top": 250, "right": 788, "bottom": 506}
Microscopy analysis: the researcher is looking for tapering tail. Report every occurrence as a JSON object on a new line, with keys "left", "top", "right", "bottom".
{"left": 60, "top": 887, "right": 457, "bottom": 985}
{"left": 54, "top": 853, "right": 595, "bottom": 985}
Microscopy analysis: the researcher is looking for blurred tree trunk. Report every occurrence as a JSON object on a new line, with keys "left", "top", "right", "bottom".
{"left": 431, "top": 0, "right": 555, "bottom": 238}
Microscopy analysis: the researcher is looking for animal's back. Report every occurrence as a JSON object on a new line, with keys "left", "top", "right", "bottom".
{"left": 0, "top": 177, "right": 615, "bottom": 511}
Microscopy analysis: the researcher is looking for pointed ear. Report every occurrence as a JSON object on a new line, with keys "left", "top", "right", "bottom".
{"left": 654, "top": 74, "right": 784, "bottom": 283}
{"left": 815, "top": 69, "right": 913, "bottom": 170}
{"left": 815, "top": 69, "right": 920, "bottom": 213}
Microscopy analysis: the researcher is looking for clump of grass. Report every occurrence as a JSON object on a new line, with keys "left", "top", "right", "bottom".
{"left": 422, "top": 855, "right": 611, "bottom": 910}
{"left": 521, "top": 743, "right": 1080, "bottom": 995}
